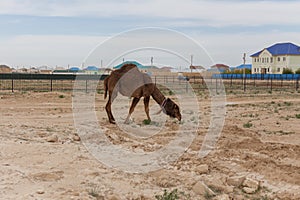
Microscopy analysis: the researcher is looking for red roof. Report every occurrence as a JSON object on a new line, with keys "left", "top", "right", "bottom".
{"left": 210, "top": 64, "right": 230, "bottom": 69}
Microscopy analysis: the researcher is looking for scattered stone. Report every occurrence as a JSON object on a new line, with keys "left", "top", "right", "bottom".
{"left": 155, "top": 176, "right": 177, "bottom": 188}
{"left": 242, "top": 186, "right": 257, "bottom": 194}
{"left": 107, "top": 195, "right": 119, "bottom": 200}
{"left": 46, "top": 134, "right": 58, "bottom": 143}
{"left": 195, "top": 164, "right": 209, "bottom": 174}
{"left": 204, "top": 177, "right": 226, "bottom": 193}
{"left": 151, "top": 170, "right": 178, "bottom": 188}
{"left": 223, "top": 185, "right": 234, "bottom": 193}
{"left": 36, "top": 189, "right": 45, "bottom": 194}
{"left": 215, "top": 194, "right": 230, "bottom": 200}
{"left": 242, "top": 178, "right": 259, "bottom": 194}
{"left": 242, "top": 178, "right": 259, "bottom": 190}
{"left": 227, "top": 175, "right": 246, "bottom": 187}
{"left": 72, "top": 134, "right": 81, "bottom": 141}
{"left": 192, "top": 181, "right": 215, "bottom": 196}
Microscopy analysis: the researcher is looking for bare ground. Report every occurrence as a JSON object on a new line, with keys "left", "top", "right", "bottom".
{"left": 0, "top": 91, "right": 299, "bottom": 200}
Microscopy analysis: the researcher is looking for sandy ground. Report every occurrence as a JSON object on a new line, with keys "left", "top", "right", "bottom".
{"left": 0, "top": 90, "right": 300, "bottom": 200}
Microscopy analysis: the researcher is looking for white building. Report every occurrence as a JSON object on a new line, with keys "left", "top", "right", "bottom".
{"left": 251, "top": 42, "right": 300, "bottom": 74}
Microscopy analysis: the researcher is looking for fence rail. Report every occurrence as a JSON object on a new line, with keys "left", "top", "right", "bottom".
{"left": 0, "top": 73, "right": 299, "bottom": 93}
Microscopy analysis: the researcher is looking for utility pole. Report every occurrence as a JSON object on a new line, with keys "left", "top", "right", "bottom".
{"left": 191, "top": 54, "right": 193, "bottom": 73}
{"left": 151, "top": 57, "right": 153, "bottom": 66}
{"left": 243, "top": 53, "right": 246, "bottom": 92}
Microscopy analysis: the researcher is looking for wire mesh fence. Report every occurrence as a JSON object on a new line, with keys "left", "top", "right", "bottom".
{"left": 0, "top": 73, "right": 299, "bottom": 94}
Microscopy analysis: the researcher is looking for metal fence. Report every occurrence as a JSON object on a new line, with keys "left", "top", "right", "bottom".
{"left": 0, "top": 73, "right": 108, "bottom": 92}
{"left": 0, "top": 73, "right": 299, "bottom": 93}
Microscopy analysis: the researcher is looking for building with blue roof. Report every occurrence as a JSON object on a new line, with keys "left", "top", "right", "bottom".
{"left": 113, "top": 61, "right": 165, "bottom": 76}
{"left": 250, "top": 42, "right": 300, "bottom": 74}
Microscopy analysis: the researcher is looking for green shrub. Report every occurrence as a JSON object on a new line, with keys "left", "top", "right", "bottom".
{"left": 155, "top": 189, "right": 190, "bottom": 200}
{"left": 243, "top": 122, "right": 253, "bottom": 128}
{"left": 143, "top": 119, "right": 151, "bottom": 125}
{"left": 282, "top": 68, "right": 294, "bottom": 74}
{"left": 295, "top": 114, "right": 300, "bottom": 119}
{"left": 295, "top": 68, "right": 300, "bottom": 74}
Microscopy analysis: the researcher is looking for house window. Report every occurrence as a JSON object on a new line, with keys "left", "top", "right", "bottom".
{"left": 283, "top": 57, "right": 286, "bottom": 61}
{"left": 277, "top": 68, "right": 281, "bottom": 72}
{"left": 277, "top": 57, "right": 280, "bottom": 62}
{"left": 270, "top": 57, "right": 273, "bottom": 63}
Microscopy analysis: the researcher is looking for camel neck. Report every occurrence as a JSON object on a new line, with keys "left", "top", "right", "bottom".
{"left": 151, "top": 86, "right": 166, "bottom": 106}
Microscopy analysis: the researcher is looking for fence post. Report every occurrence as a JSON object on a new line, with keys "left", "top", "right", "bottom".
{"left": 270, "top": 78, "right": 273, "bottom": 92}
{"left": 11, "top": 75, "right": 14, "bottom": 93}
{"left": 85, "top": 79, "right": 88, "bottom": 93}
{"left": 215, "top": 78, "right": 218, "bottom": 94}
{"left": 243, "top": 75, "right": 246, "bottom": 92}
{"left": 50, "top": 77, "right": 53, "bottom": 92}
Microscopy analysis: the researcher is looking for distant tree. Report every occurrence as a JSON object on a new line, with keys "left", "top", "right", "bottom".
{"left": 295, "top": 68, "right": 300, "bottom": 74}
{"left": 282, "top": 68, "right": 294, "bottom": 74}
{"left": 223, "top": 69, "right": 251, "bottom": 74}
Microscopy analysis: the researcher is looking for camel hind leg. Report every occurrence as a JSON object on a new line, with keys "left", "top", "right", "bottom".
{"left": 144, "top": 96, "right": 151, "bottom": 121}
{"left": 124, "top": 97, "right": 140, "bottom": 124}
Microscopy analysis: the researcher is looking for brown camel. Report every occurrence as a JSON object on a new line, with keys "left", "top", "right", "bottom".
{"left": 104, "top": 63, "right": 181, "bottom": 124}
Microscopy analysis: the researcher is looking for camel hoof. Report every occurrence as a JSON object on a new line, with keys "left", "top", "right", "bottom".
{"left": 109, "top": 120, "right": 116, "bottom": 124}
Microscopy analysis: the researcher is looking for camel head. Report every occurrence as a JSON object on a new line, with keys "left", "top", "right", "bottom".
{"left": 162, "top": 98, "right": 181, "bottom": 121}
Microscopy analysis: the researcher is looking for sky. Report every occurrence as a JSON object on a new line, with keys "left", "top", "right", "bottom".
{"left": 1, "top": 0, "right": 300, "bottom": 69}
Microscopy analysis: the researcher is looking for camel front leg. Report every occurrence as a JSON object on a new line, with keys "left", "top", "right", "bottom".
{"left": 125, "top": 97, "right": 140, "bottom": 124}
{"left": 105, "top": 91, "right": 117, "bottom": 124}
{"left": 144, "top": 96, "right": 151, "bottom": 121}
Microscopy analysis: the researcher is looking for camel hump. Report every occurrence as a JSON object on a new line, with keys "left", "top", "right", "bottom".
{"left": 118, "top": 63, "right": 137, "bottom": 72}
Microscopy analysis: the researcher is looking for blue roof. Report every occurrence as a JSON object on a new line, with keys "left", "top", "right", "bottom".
{"left": 85, "top": 66, "right": 99, "bottom": 71}
{"left": 69, "top": 67, "right": 80, "bottom": 71}
{"left": 251, "top": 42, "right": 300, "bottom": 57}
{"left": 235, "top": 64, "right": 252, "bottom": 70}
{"left": 113, "top": 61, "right": 152, "bottom": 69}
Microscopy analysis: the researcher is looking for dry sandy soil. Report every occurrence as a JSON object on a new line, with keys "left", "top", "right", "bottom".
{"left": 0, "top": 90, "right": 299, "bottom": 200}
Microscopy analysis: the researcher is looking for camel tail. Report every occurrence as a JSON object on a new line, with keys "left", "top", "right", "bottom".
{"left": 104, "top": 77, "right": 108, "bottom": 99}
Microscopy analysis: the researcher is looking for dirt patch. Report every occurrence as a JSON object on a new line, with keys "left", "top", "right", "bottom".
{"left": 0, "top": 91, "right": 299, "bottom": 199}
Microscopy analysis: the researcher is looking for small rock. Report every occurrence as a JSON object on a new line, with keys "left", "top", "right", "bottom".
{"left": 242, "top": 178, "right": 259, "bottom": 190}
{"left": 242, "top": 186, "right": 257, "bottom": 194}
{"left": 216, "top": 194, "right": 230, "bottom": 200}
{"left": 107, "top": 195, "right": 119, "bottom": 200}
{"left": 224, "top": 185, "right": 234, "bottom": 193}
{"left": 36, "top": 189, "right": 45, "bottom": 194}
{"left": 227, "top": 175, "right": 246, "bottom": 187}
{"left": 192, "top": 181, "right": 215, "bottom": 196}
{"left": 195, "top": 164, "right": 209, "bottom": 174}
{"left": 72, "top": 134, "right": 81, "bottom": 141}
{"left": 46, "top": 134, "right": 58, "bottom": 143}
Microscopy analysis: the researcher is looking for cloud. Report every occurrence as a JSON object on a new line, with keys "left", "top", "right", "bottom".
{"left": 0, "top": 35, "right": 108, "bottom": 67}
{"left": 0, "top": 0, "right": 300, "bottom": 27}
{"left": 1, "top": 30, "right": 300, "bottom": 68}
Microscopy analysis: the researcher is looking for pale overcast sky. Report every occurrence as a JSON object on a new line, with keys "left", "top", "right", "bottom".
{"left": 0, "top": 0, "right": 300, "bottom": 69}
